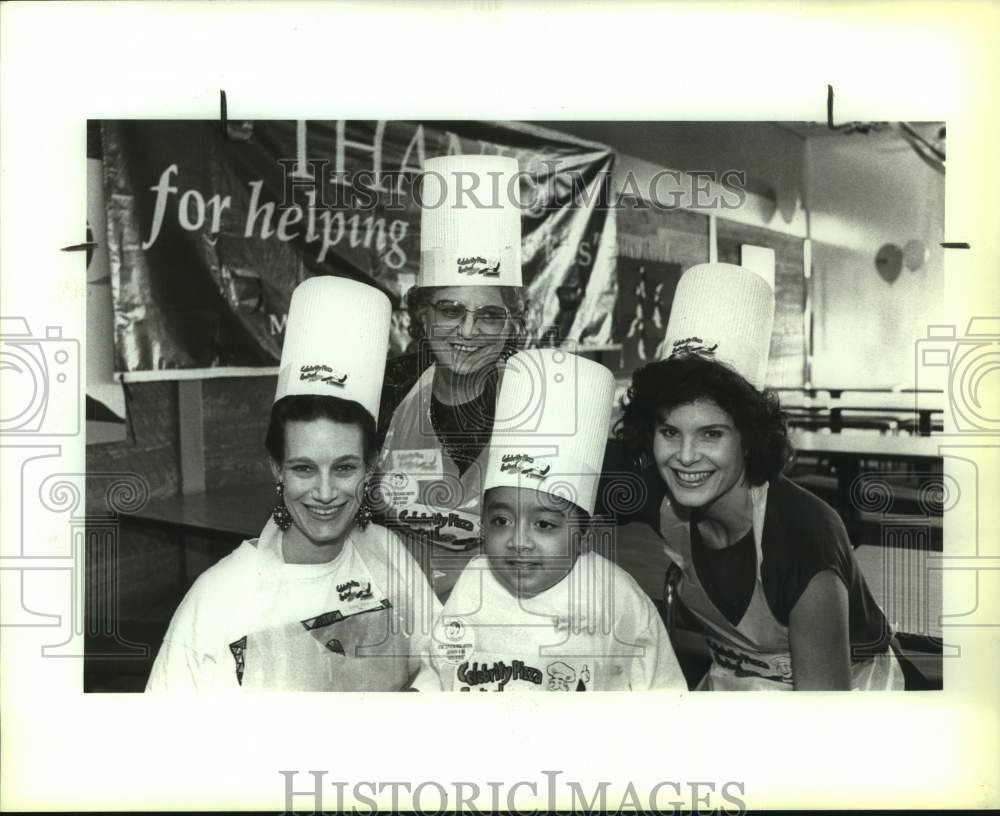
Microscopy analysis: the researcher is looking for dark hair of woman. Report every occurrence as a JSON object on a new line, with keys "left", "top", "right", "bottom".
{"left": 615, "top": 354, "right": 793, "bottom": 486}
{"left": 404, "top": 284, "right": 528, "bottom": 353}
{"left": 265, "top": 395, "right": 378, "bottom": 465}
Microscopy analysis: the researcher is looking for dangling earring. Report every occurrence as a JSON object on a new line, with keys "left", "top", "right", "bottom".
{"left": 271, "top": 481, "right": 293, "bottom": 531}
{"left": 355, "top": 479, "right": 374, "bottom": 530}
{"left": 354, "top": 479, "right": 379, "bottom": 530}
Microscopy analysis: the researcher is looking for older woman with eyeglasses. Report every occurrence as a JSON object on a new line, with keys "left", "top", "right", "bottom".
{"left": 373, "top": 156, "right": 526, "bottom": 597}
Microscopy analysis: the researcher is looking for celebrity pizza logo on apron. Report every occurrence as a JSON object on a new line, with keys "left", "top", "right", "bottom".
{"left": 705, "top": 636, "right": 793, "bottom": 685}
{"left": 457, "top": 660, "right": 543, "bottom": 691}
{"left": 380, "top": 433, "right": 483, "bottom": 545}
{"left": 455, "top": 659, "right": 592, "bottom": 692}
{"left": 397, "top": 508, "right": 476, "bottom": 535}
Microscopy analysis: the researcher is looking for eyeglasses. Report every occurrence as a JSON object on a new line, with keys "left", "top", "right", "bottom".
{"left": 432, "top": 300, "right": 510, "bottom": 333}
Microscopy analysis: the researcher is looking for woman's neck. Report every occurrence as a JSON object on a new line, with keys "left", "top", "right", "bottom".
{"left": 692, "top": 480, "right": 754, "bottom": 550}
{"left": 432, "top": 364, "right": 487, "bottom": 405}
{"left": 281, "top": 524, "right": 349, "bottom": 565}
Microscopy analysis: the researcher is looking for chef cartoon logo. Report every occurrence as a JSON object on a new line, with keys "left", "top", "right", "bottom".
{"left": 546, "top": 661, "right": 591, "bottom": 691}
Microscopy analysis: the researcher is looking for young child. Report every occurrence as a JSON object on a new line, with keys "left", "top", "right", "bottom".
{"left": 411, "top": 349, "right": 686, "bottom": 692}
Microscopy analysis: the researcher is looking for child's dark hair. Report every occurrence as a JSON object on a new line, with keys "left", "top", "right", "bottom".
{"left": 265, "top": 395, "right": 378, "bottom": 465}
{"left": 614, "top": 354, "right": 792, "bottom": 486}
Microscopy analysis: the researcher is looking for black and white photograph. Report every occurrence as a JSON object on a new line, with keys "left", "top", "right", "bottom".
{"left": 2, "top": 2, "right": 998, "bottom": 813}
{"left": 83, "top": 118, "right": 946, "bottom": 695}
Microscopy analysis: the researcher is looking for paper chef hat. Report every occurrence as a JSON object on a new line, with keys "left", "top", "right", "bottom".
{"left": 660, "top": 262, "right": 775, "bottom": 390}
{"left": 418, "top": 155, "right": 523, "bottom": 289}
{"left": 483, "top": 349, "right": 615, "bottom": 515}
{"left": 274, "top": 276, "right": 392, "bottom": 422}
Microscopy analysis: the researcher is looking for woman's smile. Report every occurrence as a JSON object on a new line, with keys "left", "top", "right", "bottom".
{"left": 670, "top": 468, "right": 716, "bottom": 488}
{"left": 303, "top": 502, "right": 349, "bottom": 520}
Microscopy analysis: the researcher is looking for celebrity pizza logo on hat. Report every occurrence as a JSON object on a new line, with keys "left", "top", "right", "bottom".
{"left": 500, "top": 453, "right": 551, "bottom": 480}
{"left": 670, "top": 336, "right": 719, "bottom": 359}
{"left": 456, "top": 256, "right": 501, "bottom": 277}
{"left": 299, "top": 364, "right": 348, "bottom": 386}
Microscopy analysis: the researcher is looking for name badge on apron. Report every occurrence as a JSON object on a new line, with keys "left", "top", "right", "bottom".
{"left": 387, "top": 448, "right": 444, "bottom": 506}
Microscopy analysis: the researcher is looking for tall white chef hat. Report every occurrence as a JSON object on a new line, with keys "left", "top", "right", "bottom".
{"left": 274, "top": 276, "right": 392, "bottom": 422}
{"left": 418, "top": 155, "right": 523, "bottom": 289}
{"left": 660, "top": 262, "right": 775, "bottom": 390}
{"left": 483, "top": 348, "right": 615, "bottom": 515}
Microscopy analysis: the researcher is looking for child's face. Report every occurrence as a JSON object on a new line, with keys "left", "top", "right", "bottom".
{"left": 482, "top": 486, "right": 582, "bottom": 599}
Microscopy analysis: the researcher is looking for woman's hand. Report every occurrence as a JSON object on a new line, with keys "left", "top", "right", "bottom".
{"left": 789, "top": 570, "right": 852, "bottom": 690}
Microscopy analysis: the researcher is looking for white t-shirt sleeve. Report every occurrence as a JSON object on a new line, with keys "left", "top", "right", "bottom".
{"left": 145, "top": 543, "right": 255, "bottom": 692}
{"left": 628, "top": 588, "right": 687, "bottom": 691}
{"left": 408, "top": 650, "right": 445, "bottom": 691}
{"left": 146, "top": 638, "right": 216, "bottom": 691}
{"left": 379, "top": 529, "right": 444, "bottom": 681}
{"left": 145, "top": 581, "right": 216, "bottom": 691}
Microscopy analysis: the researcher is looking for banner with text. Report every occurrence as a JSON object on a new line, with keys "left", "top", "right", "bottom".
{"left": 102, "top": 120, "right": 617, "bottom": 378}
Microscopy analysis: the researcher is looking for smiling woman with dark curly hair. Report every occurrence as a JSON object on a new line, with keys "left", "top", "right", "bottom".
{"left": 615, "top": 263, "right": 904, "bottom": 692}
{"left": 617, "top": 354, "right": 793, "bottom": 487}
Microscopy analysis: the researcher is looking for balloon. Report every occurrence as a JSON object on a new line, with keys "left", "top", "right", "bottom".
{"left": 903, "top": 239, "right": 928, "bottom": 271}
{"left": 875, "top": 243, "right": 903, "bottom": 284}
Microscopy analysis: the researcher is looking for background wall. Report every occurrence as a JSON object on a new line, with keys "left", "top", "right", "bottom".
{"left": 548, "top": 120, "right": 945, "bottom": 389}
{"left": 536, "top": 121, "right": 807, "bottom": 213}
{"left": 716, "top": 218, "right": 805, "bottom": 387}
{"left": 805, "top": 132, "right": 945, "bottom": 388}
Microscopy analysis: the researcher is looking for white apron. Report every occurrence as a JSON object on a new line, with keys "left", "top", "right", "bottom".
{"left": 413, "top": 553, "right": 687, "bottom": 692}
{"left": 660, "top": 485, "right": 904, "bottom": 691}
{"left": 146, "top": 519, "right": 440, "bottom": 691}
{"left": 374, "top": 365, "right": 489, "bottom": 551}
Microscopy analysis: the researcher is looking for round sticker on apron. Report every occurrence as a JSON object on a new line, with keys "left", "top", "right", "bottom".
{"left": 434, "top": 615, "right": 475, "bottom": 665}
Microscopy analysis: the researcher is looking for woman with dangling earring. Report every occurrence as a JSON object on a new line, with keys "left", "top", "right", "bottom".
{"left": 374, "top": 155, "right": 526, "bottom": 598}
{"left": 147, "top": 277, "right": 441, "bottom": 691}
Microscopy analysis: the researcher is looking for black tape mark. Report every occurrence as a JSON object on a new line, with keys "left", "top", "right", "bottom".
{"left": 940, "top": 243, "right": 971, "bottom": 249}
{"left": 220, "top": 89, "right": 228, "bottom": 138}
{"left": 61, "top": 242, "right": 98, "bottom": 252}
{"left": 827, "top": 85, "right": 834, "bottom": 129}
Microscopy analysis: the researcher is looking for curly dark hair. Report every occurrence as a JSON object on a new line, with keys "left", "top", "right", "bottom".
{"left": 265, "top": 395, "right": 378, "bottom": 466}
{"left": 404, "top": 285, "right": 528, "bottom": 354}
{"left": 614, "top": 354, "right": 792, "bottom": 486}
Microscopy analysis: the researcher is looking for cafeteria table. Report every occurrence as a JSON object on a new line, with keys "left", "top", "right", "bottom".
{"left": 790, "top": 431, "right": 943, "bottom": 537}
{"left": 777, "top": 390, "right": 944, "bottom": 436}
